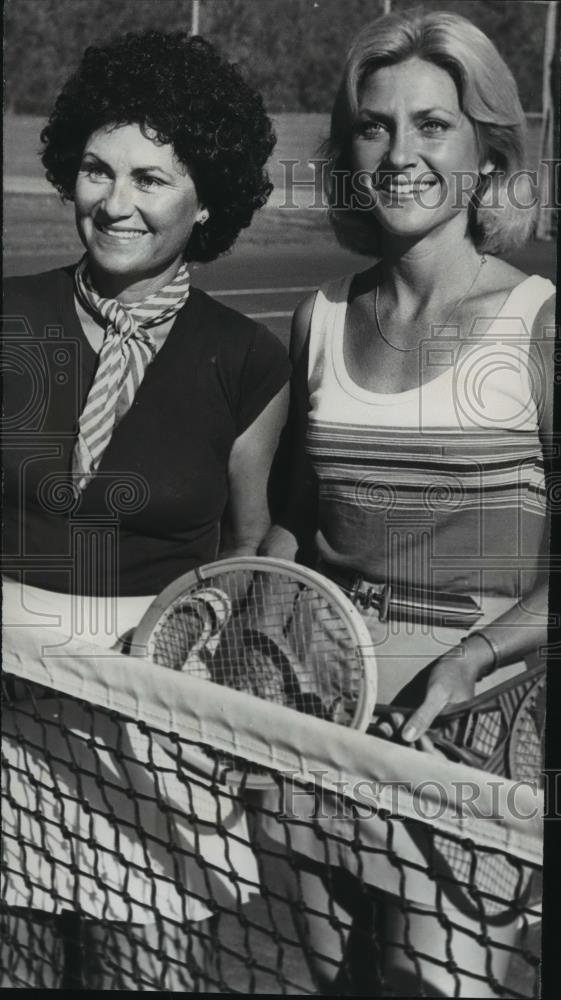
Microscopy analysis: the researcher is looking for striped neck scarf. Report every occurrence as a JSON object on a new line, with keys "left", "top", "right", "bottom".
{"left": 72, "top": 257, "right": 191, "bottom": 492}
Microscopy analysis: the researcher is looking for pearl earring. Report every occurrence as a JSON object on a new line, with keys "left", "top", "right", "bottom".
{"left": 197, "top": 209, "right": 209, "bottom": 225}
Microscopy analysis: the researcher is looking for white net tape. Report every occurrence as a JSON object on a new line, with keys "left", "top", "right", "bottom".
{"left": 2, "top": 623, "right": 543, "bottom": 866}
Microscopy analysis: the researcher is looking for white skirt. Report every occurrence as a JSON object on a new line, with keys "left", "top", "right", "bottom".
{"left": 2, "top": 578, "right": 259, "bottom": 924}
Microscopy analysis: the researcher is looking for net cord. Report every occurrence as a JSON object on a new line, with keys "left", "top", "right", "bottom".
{"left": 3, "top": 623, "right": 542, "bottom": 865}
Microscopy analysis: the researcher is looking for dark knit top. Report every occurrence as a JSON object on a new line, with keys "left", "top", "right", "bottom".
{"left": 3, "top": 266, "right": 290, "bottom": 596}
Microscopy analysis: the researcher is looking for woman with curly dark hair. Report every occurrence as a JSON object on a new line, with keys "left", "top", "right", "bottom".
{"left": 2, "top": 30, "right": 289, "bottom": 990}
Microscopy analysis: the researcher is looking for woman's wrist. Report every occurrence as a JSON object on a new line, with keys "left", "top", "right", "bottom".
{"left": 459, "top": 630, "right": 500, "bottom": 680}
{"left": 219, "top": 541, "right": 261, "bottom": 558}
{"left": 460, "top": 596, "right": 548, "bottom": 680}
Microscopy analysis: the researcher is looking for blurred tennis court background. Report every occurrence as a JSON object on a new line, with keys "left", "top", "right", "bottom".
{"left": 3, "top": 112, "right": 556, "bottom": 349}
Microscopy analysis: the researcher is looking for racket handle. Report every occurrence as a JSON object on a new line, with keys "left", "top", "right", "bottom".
{"left": 379, "top": 585, "right": 482, "bottom": 628}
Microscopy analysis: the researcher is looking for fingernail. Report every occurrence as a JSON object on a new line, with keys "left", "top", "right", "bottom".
{"left": 402, "top": 726, "right": 415, "bottom": 742}
{"left": 378, "top": 722, "right": 393, "bottom": 738}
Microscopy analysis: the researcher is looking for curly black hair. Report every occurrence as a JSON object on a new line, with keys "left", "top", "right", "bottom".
{"left": 40, "top": 32, "right": 276, "bottom": 262}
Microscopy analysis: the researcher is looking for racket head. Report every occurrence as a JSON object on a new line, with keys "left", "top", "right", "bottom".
{"left": 371, "top": 665, "right": 546, "bottom": 783}
{"left": 431, "top": 665, "right": 546, "bottom": 782}
{"left": 130, "top": 557, "right": 377, "bottom": 788}
{"left": 508, "top": 671, "right": 546, "bottom": 784}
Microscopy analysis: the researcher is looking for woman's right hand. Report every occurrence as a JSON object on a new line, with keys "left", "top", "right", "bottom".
{"left": 400, "top": 646, "right": 484, "bottom": 744}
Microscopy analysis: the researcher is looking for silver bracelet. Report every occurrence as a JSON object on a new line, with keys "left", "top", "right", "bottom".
{"left": 461, "top": 630, "right": 501, "bottom": 678}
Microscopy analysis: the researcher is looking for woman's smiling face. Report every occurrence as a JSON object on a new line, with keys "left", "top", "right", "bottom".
{"left": 74, "top": 123, "right": 202, "bottom": 298}
{"left": 351, "top": 56, "right": 492, "bottom": 242}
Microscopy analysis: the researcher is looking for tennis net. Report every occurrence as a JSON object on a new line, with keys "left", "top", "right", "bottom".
{"left": 2, "top": 623, "right": 543, "bottom": 994}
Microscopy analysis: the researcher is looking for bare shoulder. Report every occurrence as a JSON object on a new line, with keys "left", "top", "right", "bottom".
{"left": 484, "top": 256, "right": 556, "bottom": 343}
{"left": 291, "top": 267, "right": 373, "bottom": 360}
{"left": 530, "top": 289, "right": 557, "bottom": 437}
{"left": 530, "top": 292, "right": 556, "bottom": 378}
{"left": 290, "top": 292, "right": 317, "bottom": 363}
{"left": 532, "top": 290, "right": 556, "bottom": 329}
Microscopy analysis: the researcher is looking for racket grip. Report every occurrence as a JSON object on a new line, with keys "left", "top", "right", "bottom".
{"left": 379, "top": 586, "right": 482, "bottom": 628}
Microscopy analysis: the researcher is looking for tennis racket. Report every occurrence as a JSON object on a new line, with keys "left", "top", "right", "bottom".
{"left": 369, "top": 665, "right": 545, "bottom": 923}
{"left": 368, "top": 664, "right": 545, "bottom": 783}
{"left": 130, "top": 557, "right": 377, "bottom": 787}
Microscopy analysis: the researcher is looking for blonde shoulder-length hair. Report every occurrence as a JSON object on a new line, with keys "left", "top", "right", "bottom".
{"left": 326, "top": 11, "right": 537, "bottom": 256}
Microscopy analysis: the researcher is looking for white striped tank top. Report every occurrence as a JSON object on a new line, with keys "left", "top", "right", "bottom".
{"left": 307, "top": 273, "right": 554, "bottom": 599}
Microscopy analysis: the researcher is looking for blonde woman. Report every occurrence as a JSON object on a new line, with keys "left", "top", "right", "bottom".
{"left": 263, "top": 11, "right": 554, "bottom": 996}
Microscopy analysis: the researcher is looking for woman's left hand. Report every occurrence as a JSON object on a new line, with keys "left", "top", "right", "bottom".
{"left": 400, "top": 647, "right": 481, "bottom": 744}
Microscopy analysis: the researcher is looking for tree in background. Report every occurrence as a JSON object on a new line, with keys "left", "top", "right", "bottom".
{"left": 551, "top": 0, "right": 560, "bottom": 237}
{"left": 201, "top": 0, "right": 393, "bottom": 111}
{"left": 4, "top": 0, "right": 552, "bottom": 114}
{"left": 4, "top": 0, "right": 196, "bottom": 112}
{"left": 204, "top": 0, "right": 549, "bottom": 112}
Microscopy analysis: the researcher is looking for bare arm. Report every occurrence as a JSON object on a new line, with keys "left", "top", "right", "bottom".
{"left": 219, "top": 384, "right": 289, "bottom": 558}
{"left": 402, "top": 293, "right": 556, "bottom": 742}
{"left": 260, "top": 294, "right": 319, "bottom": 563}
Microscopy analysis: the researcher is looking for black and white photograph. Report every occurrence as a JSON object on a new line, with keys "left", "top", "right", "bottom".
{"left": 2, "top": 0, "right": 559, "bottom": 993}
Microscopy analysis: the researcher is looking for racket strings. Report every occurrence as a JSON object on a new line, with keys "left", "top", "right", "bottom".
{"left": 431, "top": 834, "right": 536, "bottom": 921}
{"left": 147, "top": 570, "right": 364, "bottom": 724}
{"left": 142, "top": 566, "right": 372, "bottom": 783}
{"left": 509, "top": 679, "right": 546, "bottom": 784}
{"left": 435, "top": 708, "right": 505, "bottom": 770}
{"left": 152, "top": 606, "right": 211, "bottom": 675}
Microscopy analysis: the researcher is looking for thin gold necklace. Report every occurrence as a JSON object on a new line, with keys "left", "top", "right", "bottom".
{"left": 374, "top": 254, "right": 488, "bottom": 353}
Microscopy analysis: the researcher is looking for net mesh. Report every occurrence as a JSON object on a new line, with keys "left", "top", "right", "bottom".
{"left": 2, "top": 630, "right": 542, "bottom": 995}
